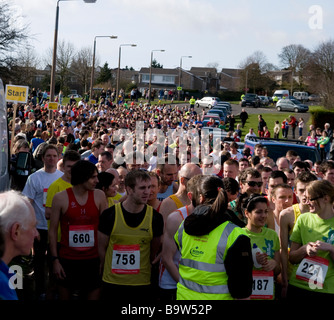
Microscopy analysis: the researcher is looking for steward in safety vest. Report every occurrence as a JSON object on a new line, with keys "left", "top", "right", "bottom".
{"left": 174, "top": 204, "right": 253, "bottom": 300}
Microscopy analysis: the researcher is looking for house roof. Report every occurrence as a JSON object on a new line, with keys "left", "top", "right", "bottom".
{"left": 139, "top": 67, "right": 178, "bottom": 75}
{"left": 190, "top": 67, "right": 218, "bottom": 77}
{"left": 220, "top": 68, "right": 242, "bottom": 78}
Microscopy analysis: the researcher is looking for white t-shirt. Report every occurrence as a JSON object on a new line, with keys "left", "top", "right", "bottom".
{"left": 230, "top": 151, "right": 243, "bottom": 161}
{"left": 22, "top": 168, "right": 63, "bottom": 230}
{"left": 245, "top": 132, "right": 257, "bottom": 140}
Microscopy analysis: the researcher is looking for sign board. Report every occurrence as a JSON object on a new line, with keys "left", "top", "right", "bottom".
{"left": 177, "top": 87, "right": 182, "bottom": 91}
{"left": 5, "top": 85, "right": 29, "bottom": 103}
{"left": 90, "top": 99, "right": 96, "bottom": 104}
{"left": 48, "top": 102, "right": 58, "bottom": 110}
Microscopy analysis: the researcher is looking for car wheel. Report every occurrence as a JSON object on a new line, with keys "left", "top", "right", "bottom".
{"left": 294, "top": 108, "right": 299, "bottom": 113}
{"left": 277, "top": 106, "right": 281, "bottom": 112}
{"left": 208, "top": 104, "right": 211, "bottom": 109}
{"left": 195, "top": 103, "right": 199, "bottom": 108}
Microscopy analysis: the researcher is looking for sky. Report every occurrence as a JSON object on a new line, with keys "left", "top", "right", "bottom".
{"left": 9, "top": 0, "right": 334, "bottom": 71}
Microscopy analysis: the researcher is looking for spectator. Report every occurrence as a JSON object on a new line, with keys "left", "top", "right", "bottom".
{"left": 257, "top": 115, "right": 266, "bottom": 137}
{"left": 0, "top": 191, "right": 38, "bottom": 300}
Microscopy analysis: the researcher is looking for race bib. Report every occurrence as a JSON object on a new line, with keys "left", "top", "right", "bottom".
{"left": 69, "top": 225, "right": 95, "bottom": 249}
{"left": 296, "top": 256, "right": 329, "bottom": 289}
{"left": 111, "top": 244, "right": 140, "bottom": 274}
{"left": 43, "top": 188, "right": 48, "bottom": 207}
{"left": 251, "top": 270, "right": 274, "bottom": 300}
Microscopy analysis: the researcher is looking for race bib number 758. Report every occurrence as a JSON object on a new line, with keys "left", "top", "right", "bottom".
{"left": 111, "top": 244, "right": 140, "bottom": 274}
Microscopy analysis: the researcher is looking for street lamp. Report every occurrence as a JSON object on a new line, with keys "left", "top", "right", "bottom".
{"left": 178, "top": 55, "right": 192, "bottom": 101}
{"left": 148, "top": 49, "right": 165, "bottom": 103}
{"left": 50, "top": 0, "right": 97, "bottom": 103}
{"left": 89, "top": 35, "right": 117, "bottom": 105}
{"left": 116, "top": 44, "right": 137, "bottom": 104}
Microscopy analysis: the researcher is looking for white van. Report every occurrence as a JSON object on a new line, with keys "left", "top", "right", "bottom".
{"left": 293, "top": 92, "right": 309, "bottom": 101}
{"left": 272, "top": 90, "right": 289, "bottom": 100}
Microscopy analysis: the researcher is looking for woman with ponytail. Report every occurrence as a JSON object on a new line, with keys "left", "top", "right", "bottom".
{"left": 174, "top": 175, "right": 253, "bottom": 300}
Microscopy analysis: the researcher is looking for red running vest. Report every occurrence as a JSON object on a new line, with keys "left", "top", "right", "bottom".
{"left": 59, "top": 188, "right": 99, "bottom": 260}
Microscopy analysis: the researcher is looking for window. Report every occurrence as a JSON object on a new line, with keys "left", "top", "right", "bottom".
{"left": 142, "top": 74, "right": 152, "bottom": 82}
{"left": 162, "top": 76, "right": 175, "bottom": 83}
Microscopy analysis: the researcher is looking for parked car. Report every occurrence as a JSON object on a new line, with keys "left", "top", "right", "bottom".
{"left": 207, "top": 109, "right": 226, "bottom": 121}
{"left": 202, "top": 127, "right": 228, "bottom": 140}
{"left": 212, "top": 105, "right": 228, "bottom": 115}
{"left": 272, "top": 90, "right": 289, "bottom": 101}
{"left": 309, "top": 94, "right": 321, "bottom": 102}
{"left": 67, "top": 94, "right": 82, "bottom": 98}
{"left": 216, "top": 102, "right": 232, "bottom": 114}
{"left": 195, "top": 97, "right": 221, "bottom": 108}
{"left": 241, "top": 93, "right": 261, "bottom": 108}
{"left": 276, "top": 98, "right": 309, "bottom": 113}
{"left": 203, "top": 114, "right": 221, "bottom": 122}
{"left": 244, "top": 136, "right": 320, "bottom": 163}
{"left": 202, "top": 119, "right": 221, "bottom": 127}
{"left": 202, "top": 114, "right": 221, "bottom": 127}
{"left": 258, "top": 95, "right": 269, "bottom": 106}
{"left": 293, "top": 92, "right": 309, "bottom": 101}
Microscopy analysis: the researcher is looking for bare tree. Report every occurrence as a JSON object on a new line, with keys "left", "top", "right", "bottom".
{"left": 239, "top": 51, "right": 275, "bottom": 93}
{"left": 11, "top": 47, "right": 40, "bottom": 86}
{"left": 278, "top": 44, "right": 311, "bottom": 90}
{"left": 45, "top": 40, "right": 75, "bottom": 95}
{"left": 57, "top": 40, "right": 75, "bottom": 94}
{"left": 0, "top": 1, "right": 29, "bottom": 84}
{"left": 240, "top": 51, "right": 268, "bottom": 72}
{"left": 307, "top": 39, "right": 334, "bottom": 108}
{"left": 71, "top": 46, "right": 93, "bottom": 94}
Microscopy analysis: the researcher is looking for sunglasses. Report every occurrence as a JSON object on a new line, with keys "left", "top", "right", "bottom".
{"left": 306, "top": 195, "right": 323, "bottom": 202}
{"left": 246, "top": 181, "right": 263, "bottom": 187}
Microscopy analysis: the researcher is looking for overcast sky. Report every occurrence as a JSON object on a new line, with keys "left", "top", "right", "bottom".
{"left": 10, "top": 0, "right": 334, "bottom": 71}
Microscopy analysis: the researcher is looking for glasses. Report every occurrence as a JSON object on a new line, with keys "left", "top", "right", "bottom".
{"left": 246, "top": 181, "right": 263, "bottom": 187}
{"left": 306, "top": 196, "right": 323, "bottom": 202}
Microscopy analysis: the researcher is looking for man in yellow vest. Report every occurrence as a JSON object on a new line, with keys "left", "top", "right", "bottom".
{"left": 189, "top": 96, "right": 196, "bottom": 109}
{"left": 98, "top": 170, "right": 164, "bottom": 302}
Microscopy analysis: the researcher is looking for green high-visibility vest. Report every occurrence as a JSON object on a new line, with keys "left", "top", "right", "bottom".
{"left": 175, "top": 220, "right": 247, "bottom": 300}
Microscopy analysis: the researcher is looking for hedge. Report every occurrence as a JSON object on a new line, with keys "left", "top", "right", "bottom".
{"left": 310, "top": 109, "right": 334, "bottom": 129}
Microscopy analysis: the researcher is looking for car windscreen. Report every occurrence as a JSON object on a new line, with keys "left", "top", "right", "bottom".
{"left": 290, "top": 99, "right": 301, "bottom": 105}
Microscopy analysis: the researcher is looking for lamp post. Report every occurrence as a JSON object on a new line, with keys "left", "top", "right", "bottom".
{"left": 89, "top": 35, "right": 117, "bottom": 105}
{"left": 116, "top": 44, "right": 137, "bottom": 104}
{"left": 148, "top": 49, "right": 165, "bottom": 103}
{"left": 178, "top": 55, "right": 192, "bottom": 101}
{"left": 50, "top": 0, "right": 97, "bottom": 103}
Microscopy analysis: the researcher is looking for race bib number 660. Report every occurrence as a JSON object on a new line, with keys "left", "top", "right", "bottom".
{"left": 69, "top": 225, "right": 94, "bottom": 249}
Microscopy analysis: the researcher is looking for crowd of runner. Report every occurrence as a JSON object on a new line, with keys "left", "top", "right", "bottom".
{"left": 1, "top": 94, "right": 334, "bottom": 301}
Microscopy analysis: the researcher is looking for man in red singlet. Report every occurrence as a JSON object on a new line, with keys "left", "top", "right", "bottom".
{"left": 49, "top": 160, "right": 108, "bottom": 300}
